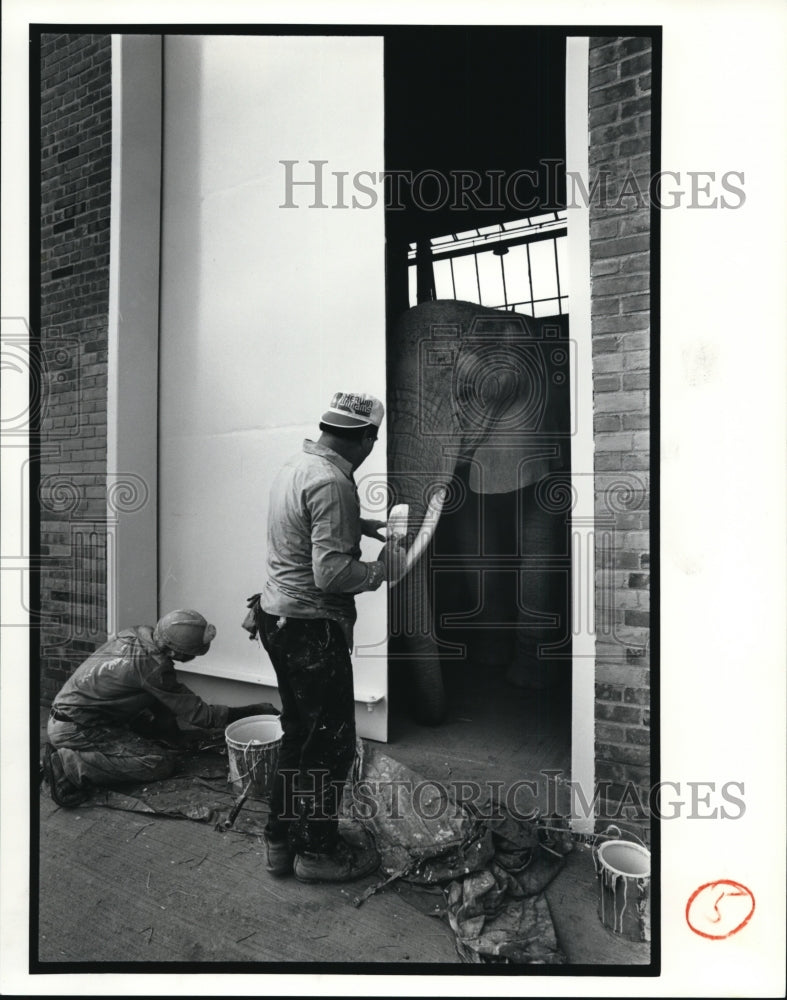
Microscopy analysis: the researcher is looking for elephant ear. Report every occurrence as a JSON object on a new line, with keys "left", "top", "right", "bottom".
{"left": 455, "top": 344, "right": 558, "bottom": 495}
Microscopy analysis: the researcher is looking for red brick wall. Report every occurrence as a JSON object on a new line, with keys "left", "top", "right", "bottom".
{"left": 39, "top": 33, "right": 112, "bottom": 702}
{"left": 588, "top": 36, "right": 653, "bottom": 816}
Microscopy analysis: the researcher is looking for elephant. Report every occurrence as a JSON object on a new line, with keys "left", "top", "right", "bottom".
{"left": 386, "top": 299, "right": 573, "bottom": 725}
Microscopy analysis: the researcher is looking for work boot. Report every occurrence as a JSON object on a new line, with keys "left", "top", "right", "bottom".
{"left": 293, "top": 837, "right": 379, "bottom": 884}
{"left": 42, "top": 744, "right": 89, "bottom": 808}
{"left": 263, "top": 834, "right": 295, "bottom": 877}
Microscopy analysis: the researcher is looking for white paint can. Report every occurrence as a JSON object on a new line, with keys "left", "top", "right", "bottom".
{"left": 593, "top": 836, "right": 651, "bottom": 943}
{"left": 225, "top": 714, "right": 283, "bottom": 800}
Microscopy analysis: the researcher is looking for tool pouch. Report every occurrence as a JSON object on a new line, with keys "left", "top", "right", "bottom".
{"left": 242, "top": 592, "right": 262, "bottom": 640}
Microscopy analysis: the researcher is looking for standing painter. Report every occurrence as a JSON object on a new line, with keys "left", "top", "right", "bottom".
{"left": 249, "top": 391, "right": 405, "bottom": 884}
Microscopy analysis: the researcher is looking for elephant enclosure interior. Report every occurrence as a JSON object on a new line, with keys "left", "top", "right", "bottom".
{"left": 384, "top": 29, "right": 572, "bottom": 785}
{"left": 386, "top": 313, "right": 574, "bottom": 788}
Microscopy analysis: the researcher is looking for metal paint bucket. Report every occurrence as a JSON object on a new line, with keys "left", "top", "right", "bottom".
{"left": 593, "top": 832, "right": 651, "bottom": 943}
{"left": 225, "top": 715, "right": 283, "bottom": 800}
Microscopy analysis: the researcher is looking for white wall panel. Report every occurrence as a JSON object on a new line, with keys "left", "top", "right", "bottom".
{"left": 159, "top": 36, "right": 387, "bottom": 738}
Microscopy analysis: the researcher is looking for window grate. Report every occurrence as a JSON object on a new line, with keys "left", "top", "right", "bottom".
{"left": 408, "top": 212, "right": 568, "bottom": 317}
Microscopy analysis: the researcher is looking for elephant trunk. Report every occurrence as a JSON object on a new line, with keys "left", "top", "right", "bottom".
{"left": 386, "top": 384, "right": 455, "bottom": 725}
{"left": 386, "top": 387, "right": 454, "bottom": 637}
{"left": 397, "top": 488, "right": 447, "bottom": 579}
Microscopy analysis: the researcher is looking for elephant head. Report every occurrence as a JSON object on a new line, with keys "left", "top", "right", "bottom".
{"left": 386, "top": 299, "right": 570, "bottom": 724}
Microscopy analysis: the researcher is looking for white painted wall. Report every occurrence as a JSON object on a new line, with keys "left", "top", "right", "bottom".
{"left": 158, "top": 36, "right": 388, "bottom": 738}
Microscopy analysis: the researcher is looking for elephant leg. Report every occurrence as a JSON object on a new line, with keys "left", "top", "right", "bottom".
{"left": 474, "top": 488, "right": 518, "bottom": 667}
{"left": 509, "top": 483, "right": 572, "bottom": 690}
{"left": 402, "top": 639, "right": 447, "bottom": 726}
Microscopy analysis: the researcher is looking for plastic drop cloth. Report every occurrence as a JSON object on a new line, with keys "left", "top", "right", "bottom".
{"left": 345, "top": 741, "right": 568, "bottom": 964}
{"left": 446, "top": 874, "right": 562, "bottom": 964}
{"left": 47, "top": 734, "right": 569, "bottom": 963}
{"left": 344, "top": 740, "right": 495, "bottom": 884}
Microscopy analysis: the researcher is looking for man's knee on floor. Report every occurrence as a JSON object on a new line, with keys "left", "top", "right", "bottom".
{"left": 146, "top": 753, "right": 177, "bottom": 780}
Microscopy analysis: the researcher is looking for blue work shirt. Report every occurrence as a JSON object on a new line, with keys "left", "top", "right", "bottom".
{"left": 260, "top": 439, "right": 384, "bottom": 647}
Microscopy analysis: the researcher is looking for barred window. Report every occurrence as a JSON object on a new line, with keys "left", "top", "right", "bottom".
{"left": 408, "top": 211, "right": 568, "bottom": 317}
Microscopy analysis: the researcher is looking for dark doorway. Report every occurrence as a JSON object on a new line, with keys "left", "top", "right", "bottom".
{"left": 384, "top": 28, "right": 572, "bottom": 764}
{"left": 384, "top": 26, "right": 568, "bottom": 326}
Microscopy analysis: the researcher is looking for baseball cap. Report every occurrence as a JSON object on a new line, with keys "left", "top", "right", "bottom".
{"left": 321, "top": 391, "right": 384, "bottom": 430}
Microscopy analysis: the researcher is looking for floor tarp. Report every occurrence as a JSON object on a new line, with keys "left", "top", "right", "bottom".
{"left": 48, "top": 734, "right": 569, "bottom": 963}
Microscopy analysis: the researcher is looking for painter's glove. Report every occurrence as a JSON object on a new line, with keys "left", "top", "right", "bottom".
{"left": 378, "top": 538, "right": 407, "bottom": 583}
{"left": 360, "top": 518, "right": 387, "bottom": 542}
{"left": 226, "top": 702, "right": 280, "bottom": 724}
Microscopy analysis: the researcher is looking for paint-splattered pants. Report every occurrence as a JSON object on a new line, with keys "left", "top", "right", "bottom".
{"left": 257, "top": 611, "right": 356, "bottom": 854}
{"left": 47, "top": 715, "right": 177, "bottom": 788}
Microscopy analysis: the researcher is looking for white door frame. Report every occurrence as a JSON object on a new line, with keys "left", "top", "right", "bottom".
{"left": 106, "top": 34, "right": 161, "bottom": 634}
{"left": 565, "top": 36, "right": 596, "bottom": 833}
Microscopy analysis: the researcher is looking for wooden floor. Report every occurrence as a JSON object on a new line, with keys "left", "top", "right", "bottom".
{"left": 36, "top": 665, "right": 651, "bottom": 969}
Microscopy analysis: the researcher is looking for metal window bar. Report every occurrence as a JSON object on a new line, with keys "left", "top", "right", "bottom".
{"left": 525, "top": 243, "right": 535, "bottom": 314}
{"left": 553, "top": 238, "right": 563, "bottom": 316}
{"left": 498, "top": 252, "right": 508, "bottom": 309}
{"left": 406, "top": 214, "right": 569, "bottom": 314}
{"left": 490, "top": 295, "right": 568, "bottom": 314}
{"left": 406, "top": 216, "right": 567, "bottom": 262}
{"left": 415, "top": 238, "right": 436, "bottom": 303}
{"left": 408, "top": 226, "right": 568, "bottom": 265}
